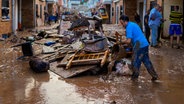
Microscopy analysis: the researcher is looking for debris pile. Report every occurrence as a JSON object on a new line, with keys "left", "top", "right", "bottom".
{"left": 10, "top": 17, "right": 132, "bottom": 78}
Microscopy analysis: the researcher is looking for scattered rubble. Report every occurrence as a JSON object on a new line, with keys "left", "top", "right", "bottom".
{"left": 1, "top": 18, "right": 132, "bottom": 78}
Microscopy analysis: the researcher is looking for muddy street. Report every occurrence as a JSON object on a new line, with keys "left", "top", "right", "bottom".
{"left": 0, "top": 29, "right": 184, "bottom": 104}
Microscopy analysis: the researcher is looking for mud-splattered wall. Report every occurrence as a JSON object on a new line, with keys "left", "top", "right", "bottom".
{"left": 0, "top": 0, "right": 12, "bottom": 35}
{"left": 22, "top": 0, "right": 34, "bottom": 28}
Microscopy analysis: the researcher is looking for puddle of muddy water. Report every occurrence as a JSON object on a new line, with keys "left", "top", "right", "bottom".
{"left": 0, "top": 33, "right": 184, "bottom": 104}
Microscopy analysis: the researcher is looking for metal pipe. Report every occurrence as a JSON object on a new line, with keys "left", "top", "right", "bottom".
{"left": 110, "top": 3, "right": 112, "bottom": 23}
{"left": 12, "top": 0, "right": 15, "bottom": 35}
{"left": 33, "top": 0, "right": 36, "bottom": 27}
{"left": 143, "top": 0, "right": 147, "bottom": 32}
{"left": 18, "top": 0, "right": 22, "bottom": 30}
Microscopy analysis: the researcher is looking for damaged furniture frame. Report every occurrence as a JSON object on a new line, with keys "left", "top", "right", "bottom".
{"left": 115, "top": 31, "right": 133, "bottom": 55}
{"left": 58, "top": 50, "right": 109, "bottom": 70}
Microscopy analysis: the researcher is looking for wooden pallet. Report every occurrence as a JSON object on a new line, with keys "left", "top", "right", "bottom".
{"left": 57, "top": 50, "right": 109, "bottom": 69}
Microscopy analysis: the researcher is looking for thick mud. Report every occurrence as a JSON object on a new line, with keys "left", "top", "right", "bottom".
{"left": 0, "top": 31, "right": 184, "bottom": 104}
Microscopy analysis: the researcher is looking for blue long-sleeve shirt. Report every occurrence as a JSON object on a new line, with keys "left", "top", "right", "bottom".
{"left": 148, "top": 8, "right": 162, "bottom": 26}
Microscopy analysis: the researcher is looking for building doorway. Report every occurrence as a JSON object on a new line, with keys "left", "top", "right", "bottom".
{"left": 125, "top": 0, "right": 137, "bottom": 21}
{"left": 106, "top": 4, "right": 111, "bottom": 24}
{"left": 22, "top": 0, "right": 34, "bottom": 28}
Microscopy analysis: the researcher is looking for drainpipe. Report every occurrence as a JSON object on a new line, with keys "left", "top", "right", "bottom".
{"left": 12, "top": 0, "right": 15, "bottom": 35}
{"left": 33, "top": 0, "right": 36, "bottom": 27}
{"left": 143, "top": 0, "right": 147, "bottom": 32}
{"left": 18, "top": 0, "right": 22, "bottom": 30}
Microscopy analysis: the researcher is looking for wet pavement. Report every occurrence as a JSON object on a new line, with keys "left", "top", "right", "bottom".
{"left": 0, "top": 25, "right": 184, "bottom": 104}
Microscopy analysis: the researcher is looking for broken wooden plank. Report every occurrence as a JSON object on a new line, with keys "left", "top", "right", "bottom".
{"left": 50, "top": 62, "right": 98, "bottom": 78}
{"left": 66, "top": 53, "right": 76, "bottom": 70}
{"left": 54, "top": 44, "right": 71, "bottom": 51}
{"left": 46, "top": 53, "right": 66, "bottom": 62}
{"left": 45, "top": 29, "right": 58, "bottom": 34}
{"left": 38, "top": 50, "right": 68, "bottom": 62}
{"left": 57, "top": 60, "right": 100, "bottom": 67}
{"left": 101, "top": 50, "right": 109, "bottom": 67}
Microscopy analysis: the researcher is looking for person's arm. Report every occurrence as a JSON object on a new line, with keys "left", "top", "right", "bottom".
{"left": 122, "top": 28, "right": 132, "bottom": 44}
{"left": 150, "top": 13, "right": 156, "bottom": 20}
{"left": 122, "top": 38, "right": 131, "bottom": 44}
{"left": 150, "top": 9, "right": 157, "bottom": 20}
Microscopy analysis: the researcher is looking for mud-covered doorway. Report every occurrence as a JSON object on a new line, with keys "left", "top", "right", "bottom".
{"left": 124, "top": 0, "right": 137, "bottom": 21}
{"left": 22, "top": 0, "right": 34, "bottom": 28}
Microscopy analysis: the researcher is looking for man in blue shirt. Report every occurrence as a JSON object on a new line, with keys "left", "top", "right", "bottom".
{"left": 119, "top": 15, "right": 158, "bottom": 81}
{"left": 149, "top": 4, "right": 161, "bottom": 47}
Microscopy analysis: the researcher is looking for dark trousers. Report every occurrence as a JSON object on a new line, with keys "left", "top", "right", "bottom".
{"left": 132, "top": 46, "right": 158, "bottom": 79}
{"left": 145, "top": 27, "right": 150, "bottom": 43}
{"left": 157, "top": 26, "right": 161, "bottom": 42}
